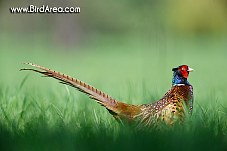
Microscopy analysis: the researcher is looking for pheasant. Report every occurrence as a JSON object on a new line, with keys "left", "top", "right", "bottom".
{"left": 21, "top": 63, "right": 194, "bottom": 126}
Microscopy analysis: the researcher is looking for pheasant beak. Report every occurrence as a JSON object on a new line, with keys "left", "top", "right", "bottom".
{"left": 187, "top": 67, "right": 194, "bottom": 72}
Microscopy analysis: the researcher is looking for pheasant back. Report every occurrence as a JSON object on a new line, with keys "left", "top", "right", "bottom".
{"left": 138, "top": 85, "right": 193, "bottom": 126}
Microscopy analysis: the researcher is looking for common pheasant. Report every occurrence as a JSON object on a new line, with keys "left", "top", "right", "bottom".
{"left": 21, "top": 63, "right": 194, "bottom": 126}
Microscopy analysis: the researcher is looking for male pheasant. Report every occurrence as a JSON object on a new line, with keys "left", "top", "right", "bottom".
{"left": 21, "top": 63, "right": 194, "bottom": 126}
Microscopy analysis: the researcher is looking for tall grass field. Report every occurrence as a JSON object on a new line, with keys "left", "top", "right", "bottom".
{"left": 0, "top": 35, "right": 227, "bottom": 151}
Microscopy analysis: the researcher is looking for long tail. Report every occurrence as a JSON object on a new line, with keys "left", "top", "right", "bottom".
{"left": 20, "top": 63, "right": 121, "bottom": 115}
{"left": 21, "top": 63, "right": 143, "bottom": 120}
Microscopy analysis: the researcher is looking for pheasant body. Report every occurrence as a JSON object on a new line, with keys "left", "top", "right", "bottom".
{"left": 138, "top": 84, "right": 193, "bottom": 125}
{"left": 21, "top": 63, "right": 193, "bottom": 126}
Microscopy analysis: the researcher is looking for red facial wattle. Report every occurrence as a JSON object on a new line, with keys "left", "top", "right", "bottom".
{"left": 180, "top": 65, "right": 189, "bottom": 78}
{"left": 181, "top": 70, "right": 189, "bottom": 78}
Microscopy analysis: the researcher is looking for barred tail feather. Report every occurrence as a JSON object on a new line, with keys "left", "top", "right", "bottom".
{"left": 20, "top": 63, "right": 119, "bottom": 114}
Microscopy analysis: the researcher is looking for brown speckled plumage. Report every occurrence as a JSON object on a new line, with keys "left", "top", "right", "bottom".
{"left": 138, "top": 85, "right": 193, "bottom": 126}
{"left": 21, "top": 63, "right": 193, "bottom": 126}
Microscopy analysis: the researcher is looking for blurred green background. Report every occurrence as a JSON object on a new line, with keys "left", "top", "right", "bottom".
{"left": 0, "top": 0, "right": 227, "bottom": 150}
{"left": 1, "top": 0, "right": 227, "bottom": 103}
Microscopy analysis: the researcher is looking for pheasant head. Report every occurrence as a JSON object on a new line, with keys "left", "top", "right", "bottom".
{"left": 172, "top": 65, "right": 194, "bottom": 86}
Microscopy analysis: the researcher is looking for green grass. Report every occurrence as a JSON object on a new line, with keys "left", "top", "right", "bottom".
{"left": 0, "top": 86, "right": 227, "bottom": 151}
{"left": 0, "top": 34, "right": 227, "bottom": 151}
